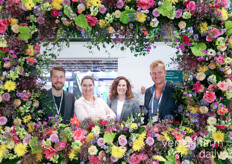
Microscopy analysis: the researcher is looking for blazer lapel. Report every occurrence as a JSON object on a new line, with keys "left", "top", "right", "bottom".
{"left": 120, "top": 99, "right": 129, "bottom": 119}
{"left": 63, "top": 91, "right": 69, "bottom": 122}
{"left": 48, "top": 89, "right": 56, "bottom": 115}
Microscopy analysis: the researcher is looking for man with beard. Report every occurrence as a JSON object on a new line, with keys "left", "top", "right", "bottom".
{"left": 41, "top": 66, "right": 75, "bottom": 124}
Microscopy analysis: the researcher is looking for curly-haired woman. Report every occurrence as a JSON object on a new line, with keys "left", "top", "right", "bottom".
{"left": 107, "top": 76, "right": 140, "bottom": 122}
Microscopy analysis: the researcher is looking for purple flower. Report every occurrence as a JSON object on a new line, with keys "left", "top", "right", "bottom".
{"left": 50, "top": 134, "right": 59, "bottom": 143}
{"left": 175, "top": 9, "right": 182, "bottom": 18}
{"left": 97, "top": 138, "right": 104, "bottom": 147}
{"left": 228, "top": 132, "right": 232, "bottom": 140}
{"left": 116, "top": 0, "right": 124, "bottom": 9}
{"left": 62, "top": 0, "right": 70, "bottom": 5}
{"left": 0, "top": 116, "right": 7, "bottom": 125}
{"left": 158, "top": 1, "right": 162, "bottom": 6}
{"left": 110, "top": 156, "right": 118, "bottom": 162}
{"left": 37, "top": 17, "right": 45, "bottom": 25}
{"left": 146, "top": 137, "right": 154, "bottom": 146}
{"left": 99, "top": 5, "right": 107, "bottom": 14}
{"left": 194, "top": 34, "right": 198, "bottom": 40}
{"left": 152, "top": 8, "right": 160, "bottom": 17}
{"left": 118, "top": 137, "right": 127, "bottom": 146}
{"left": 187, "top": 142, "right": 196, "bottom": 150}
{"left": 2, "top": 92, "right": 11, "bottom": 101}
{"left": 23, "top": 134, "right": 31, "bottom": 145}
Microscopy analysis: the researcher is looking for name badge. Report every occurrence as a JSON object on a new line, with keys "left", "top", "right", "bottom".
{"left": 152, "top": 114, "right": 158, "bottom": 123}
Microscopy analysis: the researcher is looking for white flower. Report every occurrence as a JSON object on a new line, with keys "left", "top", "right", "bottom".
{"left": 224, "top": 66, "right": 232, "bottom": 75}
{"left": 207, "top": 117, "right": 217, "bottom": 125}
{"left": 88, "top": 145, "right": 98, "bottom": 155}
{"left": 115, "top": 10, "right": 121, "bottom": 18}
{"left": 91, "top": 126, "right": 100, "bottom": 136}
{"left": 199, "top": 106, "right": 208, "bottom": 114}
{"left": 218, "top": 151, "right": 228, "bottom": 160}
{"left": 196, "top": 72, "right": 206, "bottom": 81}
{"left": 207, "top": 125, "right": 216, "bottom": 133}
{"left": 207, "top": 49, "right": 216, "bottom": 56}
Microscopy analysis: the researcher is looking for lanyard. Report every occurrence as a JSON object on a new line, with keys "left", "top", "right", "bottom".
{"left": 151, "top": 91, "right": 163, "bottom": 116}
{"left": 52, "top": 92, "right": 63, "bottom": 115}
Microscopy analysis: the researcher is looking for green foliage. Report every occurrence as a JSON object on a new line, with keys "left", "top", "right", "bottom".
{"left": 18, "top": 26, "right": 31, "bottom": 41}
{"left": 225, "top": 20, "right": 232, "bottom": 35}
{"left": 74, "top": 14, "right": 88, "bottom": 29}
{"left": 103, "top": 132, "right": 116, "bottom": 143}
{"left": 190, "top": 42, "right": 207, "bottom": 57}
{"left": 120, "top": 9, "right": 136, "bottom": 24}
{"left": 158, "top": 0, "right": 174, "bottom": 19}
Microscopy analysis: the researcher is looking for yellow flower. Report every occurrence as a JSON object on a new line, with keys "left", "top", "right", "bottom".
{"left": 35, "top": 150, "right": 43, "bottom": 162}
{"left": 23, "top": 115, "right": 32, "bottom": 123}
{"left": 27, "top": 122, "right": 35, "bottom": 133}
{"left": 167, "top": 0, "right": 178, "bottom": 4}
{"left": 52, "top": 0, "right": 63, "bottom": 10}
{"left": 14, "top": 143, "right": 27, "bottom": 157}
{"left": 130, "top": 123, "right": 138, "bottom": 129}
{"left": 176, "top": 144, "right": 188, "bottom": 156}
{"left": 212, "top": 131, "right": 224, "bottom": 143}
{"left": 4, "top": 80, "right": 16, "bottom": 92}
{"left": 139, "top": 131, "right": 146, "bottom": 140}
{"left": 111, "top": 145, "right": 126, "bottom": 159}
{"left": 137, "top": 12, "right": 147, "bottom": 23}
{"left": 132, "top": 138, "right": 144, "bottom": 151}
{"left": 228, "top": 38, "right": 232, "bottom": 48}
{"left": 0, "top": 144, "right": 7, "bottom": 158}
{"left": 10, "top": 18, "right": 18, "bottom": 25}
{"left": 183, "top": 127, "right": 194, "bottom": 134}
{"left": 216, "top": 8, "right": 228, "bottom": 21}
{"left": 86, "top": 133, "right": 95, "bottom": 143}
{"left": 99, "top": 19, "right": 107, "bottom": 28}
{"left": 69, "top": 149, "right": 79, "bottom": 161}
{"left": 25, "top": 0, "right": 35, "bottom": 10}
{"left": 26, "top": 44, "right": 34, "bottom": 56}
{"left": 198, "top": 65, "right": 208, "bottom": 73}
{"left": 200, "top": 22, "right": 208, "bottom": 34}
{"left": 162, "top": 131, "right": 170, "bottom": 141}
{"left": 86, "top": 0, "right": 102, "bottom": 8}
{"left": 189, "top": 106, "right": 199, "bottom": 114}
{"left": 153, "top": 155, "right": 166, "bottom": 161}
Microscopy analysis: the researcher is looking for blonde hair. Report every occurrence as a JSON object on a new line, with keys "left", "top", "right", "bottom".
{"left": 150, "top": 60, "right": 166, "bottom": 71}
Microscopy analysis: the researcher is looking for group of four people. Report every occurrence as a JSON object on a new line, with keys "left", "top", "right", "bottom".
{"left": 41, "top": 60, "right": 177, "bottom": 124}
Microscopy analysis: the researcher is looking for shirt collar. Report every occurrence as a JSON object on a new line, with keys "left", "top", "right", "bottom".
{"left": 150, "top": 82, "right": 167, "bottom": 94}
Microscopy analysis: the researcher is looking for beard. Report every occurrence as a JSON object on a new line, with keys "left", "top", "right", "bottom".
{"left": 52, "top": 82, "right": 64, "bottom": 91}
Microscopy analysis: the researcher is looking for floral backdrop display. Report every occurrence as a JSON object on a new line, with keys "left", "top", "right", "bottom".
{"left": 0, "top": 0, "right": 232, "bottom": 163}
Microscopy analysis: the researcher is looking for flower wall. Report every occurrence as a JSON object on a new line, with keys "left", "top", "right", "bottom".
{"left": 0, "top": 0, "right": 232, "bottom": 163}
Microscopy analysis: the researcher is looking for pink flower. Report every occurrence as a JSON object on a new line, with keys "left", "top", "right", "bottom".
{"left": 129, "top": 153, "right": 140, "bottom": 164}
{"left": 140, "top": 26, "right": 148, "bottom": 36}
{"left": 203, "top": 92, "right": 216, "bottom": 103}
{"left": 175, "top": 9, "right": 182, "bottom": 18}
{"left": 0, "top": 116, "right": 7, "bottom": 125}
{"left": 89, "top": 155, "right": 101, "bottom": 164}
{"left": 186, "top": 1, "right": 196, "bottom": 15}
{"left": 23, "top": 134, "right": 31, "bottom": 145}
{"left": 206, "top": 28, "right": 221, "bottom": 42}
{"left": 85, "top": 15, "right": 98, "bottom": 26}
{"left": 217, "top": 81, "right": 229, "bottom": 91}
{"left": 217, "top": 107, "right": 228, "bottom": 115}
{"left": 0, "top": 19, "right": 7, "bottom": 33}
{"left": 193, "top": 82, "right": 203, "bottom": 93}
{"left": 215, "top": 54, "right": 225, "bottom": 64}
{"left": 145, "top": 137, "right": 154, "bottom": 146}
{"left": 56, "top": 140, "right": 66, "bottom": 150}
{"left": 43, "top": 147, "right": 58, "bottom": 159}
{"left": 116, "top": 0, "right": 124, "bottom": 9}
{"left": 97, "top": 138, "right": 104, "bottom": 147}
{"left": 50, "top": 134, "right": 59, "bottom": 143}
{"left": 99, "top": 5, "right": 107, "bottom": 14}
{"left": 208, "top": 84, "right": 216, "bottom": 91}
{"left": 152, "top": 8, "right": 160, "bottom": 17}
{"left": 73, "top": 128, "right": 86, "bottom": 143}
{"left": 138, "top": 153, "right": 148, "bottom": 161}
{"left": 118, "top": 136, "right": 127, "bottom": 146}
{"left": 137, "top": 0, "right": 155, "bottom": 10}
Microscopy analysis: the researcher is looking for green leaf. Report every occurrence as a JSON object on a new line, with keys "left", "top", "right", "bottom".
{"left": 103, "top": 132, "right": 116, "bottom": 143}
{"left": 225, "top": 20, "right": 232, "bottom": 35}
{"left": 74, "top": 14, "right": 88, "bottom": 30}
{"left": 158, "top": 0, "right": 172, "bottom": 17}
{"left": 64, "top": 5, "right": 72, "bottom": 18}
{"left": 18, "top": 26, "right": 31, "bottom": 41}
{"left": 29, "top": 137, "right": 41, "bottom": 154}
{"left": 120, "top": 9, "right": 136, "bottom": 24}
{"left": 190, "top": 42, "right": 207, "bottom": 57}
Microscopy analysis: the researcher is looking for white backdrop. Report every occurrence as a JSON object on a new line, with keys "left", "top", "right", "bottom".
{"left": 51, "top": 42, "right": 177, "bottom": 93}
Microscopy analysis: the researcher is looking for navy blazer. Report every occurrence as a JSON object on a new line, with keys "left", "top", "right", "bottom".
{"left": 41, "top": 89, "right": 75, "bottom": 124}
{"left": 144, "top": 82, "right": 177, "bottom": 124}
{"left": 107, "top": 97, "right": 140, "bottom": 122}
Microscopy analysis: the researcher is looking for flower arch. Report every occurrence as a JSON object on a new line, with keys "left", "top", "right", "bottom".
{"left": 0, "top": 0, "right": 232, "bottom": 163}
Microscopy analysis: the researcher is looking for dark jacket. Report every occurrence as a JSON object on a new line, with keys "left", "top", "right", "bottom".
{"left": 107, "top": 97, "right": 140, "bottom": 122}
{"left": 144, "top": 82, "right": 177, "bottom": 124}
{"left": 41, "top": 89, "right": 75, "bottom": 124}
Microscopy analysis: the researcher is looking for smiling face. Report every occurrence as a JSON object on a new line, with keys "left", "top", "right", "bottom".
{"left": 150, "top": 64, "right": 167, "bottom": 86}
{"left": 81, "top": 79, "right": 94, "bottom": 97}
{"left": 49, "top": 70, "right": 65, "bottom": 91}
{"left": 117, "top": 79, "right": 127, "bottom": 96}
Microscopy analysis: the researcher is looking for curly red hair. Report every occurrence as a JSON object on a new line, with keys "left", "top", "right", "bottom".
{"left": 109, "top": 76, "right": 134, "bottom": 100}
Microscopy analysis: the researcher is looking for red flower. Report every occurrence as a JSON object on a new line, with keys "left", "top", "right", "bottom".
{"left": 183, "top": 35, "right": 190, "bottom": 44}
{"left": 140, "top": 26, "right": 148, "bottom": 36}
{"left": 99, "top": 120, "right": 107, "bottom": 125}
{"left": 70, "top": 114, "right": 80, "bottom": 126}
{"left": 85, "top": 15, "right": 98, "bottom": 26}
{"left": 0, "top": 47, "right": 9, "bottom": 53}
{"left": 88, "top": 124, "right": 95, "bottom": 130}
{"left": 45, "top": 128, "right": 53, "bottom": 135}
{"left": 0, "top": 19, "right": 7, "bottom": 33}
{"left": 51, "top": 9, "right": 59, "bottom": 17}
{"left": 173, "top": 120, "right": 179, "bottom": 124}
{"left": 88, "top": 155, "right": 101, "bottom": 164}
{"left": 193, "top": 82, "right": 203, "bottom": 93}
{"left": 26, "top": 57, "right": 36, "bottom": 65}
{"left": 217, "top": 125, "right": 227, "bottom": 130}
{"left": 173, "top": 133, "right": 182, "bottom": 140}
{"left": 43, "top": 147, "right": 58, "bottom": 159}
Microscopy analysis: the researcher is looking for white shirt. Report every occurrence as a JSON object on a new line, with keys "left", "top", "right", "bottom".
{"left": 117, "top": 100, "right": 124, "bottom": 119}
{"left": 74, "top": 97, "right": 116, "bottom": 121}
{"left": 136, "top": 92, "right": 145, "bottom": 106}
